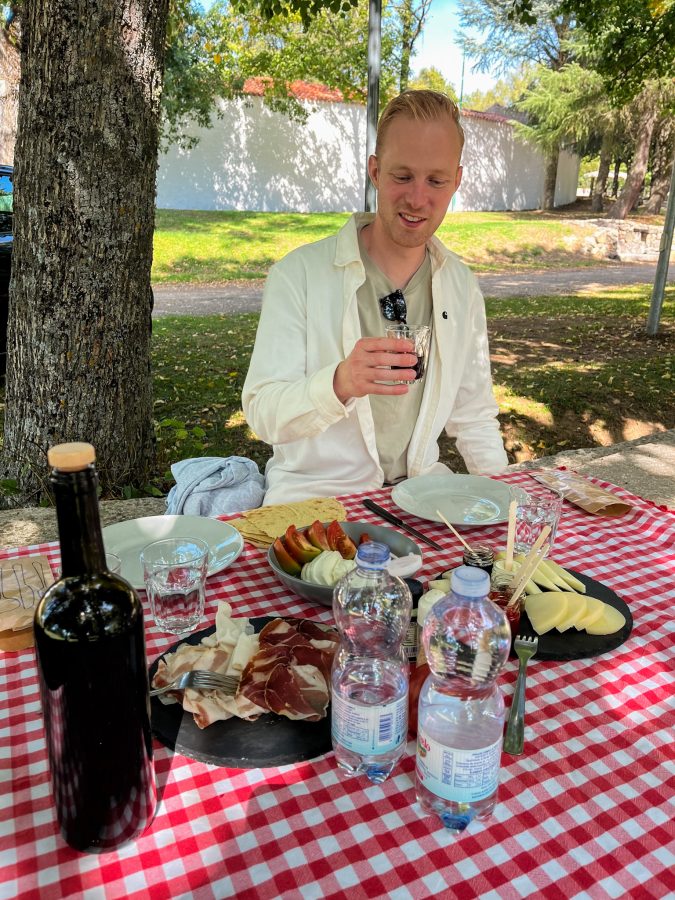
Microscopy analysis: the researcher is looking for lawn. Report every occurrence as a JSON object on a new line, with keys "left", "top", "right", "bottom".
{"left": 152, "top": 208, "right": 600, "bottom": 283}
{"left": 149, "top": 284, "right": 674, "bottom": 495}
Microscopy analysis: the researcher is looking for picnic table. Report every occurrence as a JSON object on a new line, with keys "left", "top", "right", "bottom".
{"left": 2, "top": 471, "right": 674, "bottom": 899}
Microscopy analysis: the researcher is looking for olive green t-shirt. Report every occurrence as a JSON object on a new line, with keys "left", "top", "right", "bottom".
{"left": 356, "top": 233, "right": 433, "bottom": 484}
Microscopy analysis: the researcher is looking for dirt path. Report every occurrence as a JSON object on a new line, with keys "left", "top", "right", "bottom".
{"left": 151, "top": 261, "right": 664, "bottom": 316}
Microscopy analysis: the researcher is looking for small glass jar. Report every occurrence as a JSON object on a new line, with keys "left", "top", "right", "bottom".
{"left": 489, "top": 570, "right": 522, "bottom": 640}
{"left": 462, "top": 543, "right": 494, "bottom": 576}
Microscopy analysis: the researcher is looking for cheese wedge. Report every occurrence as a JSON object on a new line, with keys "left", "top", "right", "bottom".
{"left": 575, "top": 596, "right": 605, "bottom": 630}
{"left": 555, "top": 593, "right": 588, "bottom": 632}
{"left": 585, "top": 604, "right": 625, "bottom": 635}
{"left": 525, "top": 593, "right": 569, "bottom": 634}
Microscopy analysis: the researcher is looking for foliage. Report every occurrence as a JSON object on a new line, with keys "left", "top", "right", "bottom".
{"left": 463, "top": 64, "right": 535, "bottom": 111}
{"left": 390, "top": 0, "right": 432, "bottom": 92}
{"left": 409, "top": 66, "right": 458, "bottom": 100}
{"left": 506, "top": 0, "right": 675, "bottom": 102}
{"left": 162, "top": 0, "right": 402, "bottom": 148}
{"left": 459, "top": 0, "right": 576, "bottom": 77}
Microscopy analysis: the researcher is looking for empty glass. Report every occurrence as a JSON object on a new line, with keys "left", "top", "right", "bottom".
{"left": 512, "top": 483, "right": 563, "bottom": 555}
{"left": 141, "top": 537, "right": 208, "bottom": 634}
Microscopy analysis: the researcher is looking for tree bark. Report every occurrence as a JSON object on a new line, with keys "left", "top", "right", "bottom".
{"left": 2, "top": 0, "right": 169, "bottom": 506}
{"left": 608, "top": 97, "right": 659, "bottom": 219}
{"left": 542, "top": 148, "right": 559, "bottom": 210}
{"left": 591, "top": 134, "right": 612, "bottom": 213}
{"left": 645, "top": 130, "right": 674, "bottom": 215}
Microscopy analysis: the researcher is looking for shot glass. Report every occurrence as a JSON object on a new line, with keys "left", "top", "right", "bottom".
{"left": 512, "top": 483, "right": 563, "bottom": 555}
{"left": 385, "top": 324, "right": 431, "bottom": 384}
{"left": 140, "top": 537, "right": 208, "bottom": 634}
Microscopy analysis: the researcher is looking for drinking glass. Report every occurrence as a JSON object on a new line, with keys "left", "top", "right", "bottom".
{"left": 141, "top": 537, "right": 208, "bottom": 634}
{"left": 385, "top": 324, "right": 431, "bottom": 384}
{"left": 512, "top": 483, "right": 563, "bottom": 555}
{"left": 106, "top": 553, "right": 122, "bottom": 575}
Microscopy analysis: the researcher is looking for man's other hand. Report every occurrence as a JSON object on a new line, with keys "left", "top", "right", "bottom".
{"left": 333, "top": 337, "right": 417, "bottom": 404}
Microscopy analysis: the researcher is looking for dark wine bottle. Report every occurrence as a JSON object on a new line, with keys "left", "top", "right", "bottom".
{"left": 34, "top": 442, "right": 156, "bottom": 853}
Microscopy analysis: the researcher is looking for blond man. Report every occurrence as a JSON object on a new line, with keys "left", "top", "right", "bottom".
{"left": 243, "top": 90, "right": 507, "bottom": 505}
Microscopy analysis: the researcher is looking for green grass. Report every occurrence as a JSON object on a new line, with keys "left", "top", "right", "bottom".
{"left": 151, "top": 209, "right": 598, "bottom": 283}
{"left": 146, "top": 284, "right": 674, "bottom": 494}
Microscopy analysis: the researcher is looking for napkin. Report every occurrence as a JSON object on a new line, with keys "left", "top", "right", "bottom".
{"left": 529, "top": 470, "right": 632, "bottom": 517}
{"left": 0, "top": 555, "right": 54, "bottom": 651}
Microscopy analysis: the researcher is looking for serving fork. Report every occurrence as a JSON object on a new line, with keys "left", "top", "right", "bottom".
{"left": 149, "top": 670, "right": 240, "bottom": 697}
{"left": 503, "top": 635, "right": 538, "bottom": 755}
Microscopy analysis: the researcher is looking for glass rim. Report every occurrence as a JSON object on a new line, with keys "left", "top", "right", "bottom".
{"left": 140, "top": 536, "right": 210, "bottom": 566}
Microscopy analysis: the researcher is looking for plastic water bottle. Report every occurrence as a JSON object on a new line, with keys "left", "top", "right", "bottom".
{"left": 331, "top": 541, "right": 412, "bottom": 784}
{"left": 415, "top": 566, "right": 510, "bottom": 832}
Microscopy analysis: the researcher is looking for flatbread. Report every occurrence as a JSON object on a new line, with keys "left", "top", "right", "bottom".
{"left": 232, "top": 498, "right": 347, "bottom": 546}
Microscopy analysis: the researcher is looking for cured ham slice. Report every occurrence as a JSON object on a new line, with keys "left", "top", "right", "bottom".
{"left": 150, "top": 606, "right": 338, "bottom": 728}
{"left": 239, "top": 619, "right": 338, "bottom": 722}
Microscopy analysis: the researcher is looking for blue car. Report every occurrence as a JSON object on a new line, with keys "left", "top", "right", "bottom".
{"left": 0, "top": 164, "right": 12, "bottom": 377}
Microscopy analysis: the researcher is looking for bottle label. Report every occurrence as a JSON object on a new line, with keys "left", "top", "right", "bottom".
{"left": 332, "top": 694, "right": 407, "bottom": 755}
{"left": 415, "top": 725, "right": 502, "bottom": 803}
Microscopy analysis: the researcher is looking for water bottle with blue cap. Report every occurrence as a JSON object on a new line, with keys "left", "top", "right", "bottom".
{"left": 415, "top": 565, "right": 510, "bottom": 831}
{"left": 331, "top": 540, "right": 412, "bottom": 783}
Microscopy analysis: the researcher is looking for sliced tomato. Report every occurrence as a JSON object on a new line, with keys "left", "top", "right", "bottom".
{"left": 284, "top": 525, "right": 322, "bottom": 564}
{"left": 272, "top": 537, "right": 302, "bottom": 576}
{"left": 305, "top": 520, "right": 331, "bottom": 551}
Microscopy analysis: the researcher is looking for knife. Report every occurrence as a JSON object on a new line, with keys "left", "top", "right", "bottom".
{"left": 362, "top": 499, "right": 444, "bottom": 552}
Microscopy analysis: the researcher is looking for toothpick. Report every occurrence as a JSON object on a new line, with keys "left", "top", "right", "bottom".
{"left": 505, "top": 499, "right": 517, "bottom": 572}
{"left": 436, "top": 509, "right": 474, "bottom": 553}
{"left": 507, "top": 526, "right": 552, "bottom": 607}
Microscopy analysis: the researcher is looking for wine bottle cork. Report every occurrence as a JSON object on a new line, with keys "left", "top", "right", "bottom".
{"left": 47, "top": 442, "right": 96, "bottom": 472}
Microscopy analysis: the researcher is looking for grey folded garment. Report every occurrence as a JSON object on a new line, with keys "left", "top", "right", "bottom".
{"left": 165, "top": 456, "right": 265, "bottom": 516}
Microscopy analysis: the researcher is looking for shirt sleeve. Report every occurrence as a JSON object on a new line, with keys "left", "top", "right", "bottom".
{"left": 241, "top": 263, "right": 352, "bottom": 446}
{"left": 444, "top": 278, "right": 509, "bottom": 475}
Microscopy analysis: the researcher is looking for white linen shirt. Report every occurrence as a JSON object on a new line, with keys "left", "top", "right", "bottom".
{"left": 242, "top": 213, "right": 508, "bottom": 505}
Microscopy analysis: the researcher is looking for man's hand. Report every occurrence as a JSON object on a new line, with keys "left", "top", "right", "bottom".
{"left": 333, "top": 337, "right": 418, "bottom": 405}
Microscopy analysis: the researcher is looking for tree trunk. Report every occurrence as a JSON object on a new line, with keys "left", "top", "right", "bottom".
{"left": 608, "top": 98, "right": 659, "bottom": 220}
{"left": 645, "top": 138, "right": 674, "bottom": 215}
{"left": 542, "top": 148, "right": 559, "bottom": 210}
{"left": 591, "top": 134, "right": 612, "bottom": 213}
{"left": 398, "top": 3, "right": 413, "bottom": 93}
{"left": 2, "top": 0, "right": 169, "bottom": 506}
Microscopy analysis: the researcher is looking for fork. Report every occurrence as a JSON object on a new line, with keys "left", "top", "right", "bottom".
{"left": 503, "top": 635, "right": 538, "bottom": 755}
{"left": 149, "top": 670, "right": 240, "bottom": 697}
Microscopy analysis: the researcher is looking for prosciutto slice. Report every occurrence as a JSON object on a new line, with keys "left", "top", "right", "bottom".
{"left": 239, "top": 619, "right": 338, "bottom": 722}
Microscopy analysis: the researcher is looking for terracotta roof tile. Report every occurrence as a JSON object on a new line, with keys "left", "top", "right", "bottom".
{"left": 243, "top": 77, "right": 344, "bottom": 103}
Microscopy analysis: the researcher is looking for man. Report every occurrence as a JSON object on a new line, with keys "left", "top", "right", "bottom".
{"left": 243, "top": 90, "right": 508, "bottom": 505}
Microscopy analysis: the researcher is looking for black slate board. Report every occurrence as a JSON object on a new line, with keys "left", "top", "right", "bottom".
{"left": 149, "top": 618, "right": 332, "bottom": 768}
{"left": 517, "top": 569, "right": 633, "bottom": 660}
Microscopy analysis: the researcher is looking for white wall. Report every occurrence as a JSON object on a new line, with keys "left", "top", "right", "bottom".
{"left": 156, "top": 98, "right": 579, "bottom": 213}
{"left": 156, "top": 97, "right": 367, "bottom": 213}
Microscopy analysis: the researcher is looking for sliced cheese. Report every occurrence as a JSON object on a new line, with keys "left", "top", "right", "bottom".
{"left": 546, "top": 559, "right": 586, "bottom": 593}
{"left": 525, "top": 592, "right": 569, "bottom": 634}
{"left": 428, "top": 579, "right": 451, "bottom": 593}
{"left": 574, "top": 596, "right": 606, "bottom": 630}
{"left": 585, "top": 604, "right": 625, "bottom": 635}
{"left": 555, "top": 593, "right": 587, "bottom": 632}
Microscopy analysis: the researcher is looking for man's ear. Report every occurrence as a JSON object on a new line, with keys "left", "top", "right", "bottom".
{"left": 454, "top": 165, "right": 463, "bottom": 193}
{"left": 367, "top": 154, "right": 379, "bottom": 189}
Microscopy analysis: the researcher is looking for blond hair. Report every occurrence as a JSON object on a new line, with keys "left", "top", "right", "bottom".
{"left": 375, "top": 90, "right": 465, "bottom": 157}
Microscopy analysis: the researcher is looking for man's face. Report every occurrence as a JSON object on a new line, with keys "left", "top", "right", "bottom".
{"left": 368, "top": 114, "right": 463, "bottom": 250}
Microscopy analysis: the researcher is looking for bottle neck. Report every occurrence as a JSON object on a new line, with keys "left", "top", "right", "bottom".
{"left": 51, "top": 466, "right": 106, "bottom": 577}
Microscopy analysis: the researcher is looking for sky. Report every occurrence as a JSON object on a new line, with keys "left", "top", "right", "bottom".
{"left": 410, "top": 0, "right": 497, "bottom": 99}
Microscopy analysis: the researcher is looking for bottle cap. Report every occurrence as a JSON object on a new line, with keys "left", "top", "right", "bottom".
{"left": 355, "top": 540, "right": 390, "bottom": 568}
{"left": 47, "top": 442, "right": 96, "bottom": 472}
{"left": 451, "top": 565, "right": 490, "bottom": 597}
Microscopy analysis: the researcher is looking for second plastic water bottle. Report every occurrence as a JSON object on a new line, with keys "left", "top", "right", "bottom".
{"left": 415, "top": 566, "right": 511, "bottom": 832}
{"left": 331, "top": 541, "right": 412, "bottom": 784}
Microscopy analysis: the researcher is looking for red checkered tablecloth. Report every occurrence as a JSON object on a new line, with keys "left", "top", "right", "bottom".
{"left": 1, "top": 472, "right": 674, "bottom": 899}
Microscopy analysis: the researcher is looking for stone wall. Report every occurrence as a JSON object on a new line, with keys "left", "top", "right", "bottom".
{"left": 579, "top": 219, "right": 665, "bottom": 261}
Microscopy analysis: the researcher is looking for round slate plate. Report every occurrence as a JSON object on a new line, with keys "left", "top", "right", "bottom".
{"left": 149, "top": 618, "right": 332, "bottom": 768}
{"left": 517, "top": 569, "right": 633, "bottom": 660}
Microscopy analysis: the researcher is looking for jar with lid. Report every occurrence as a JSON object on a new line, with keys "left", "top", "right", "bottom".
{"left": 462, "top": 543, "right": 494, "bottom": 576}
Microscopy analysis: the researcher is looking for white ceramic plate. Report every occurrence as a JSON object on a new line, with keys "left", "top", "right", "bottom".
{"left": 102, "top": 515, "right": 244, "bottom": 589}
{"left": 391, "top": 474, "right": 512, "bottom": 526}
